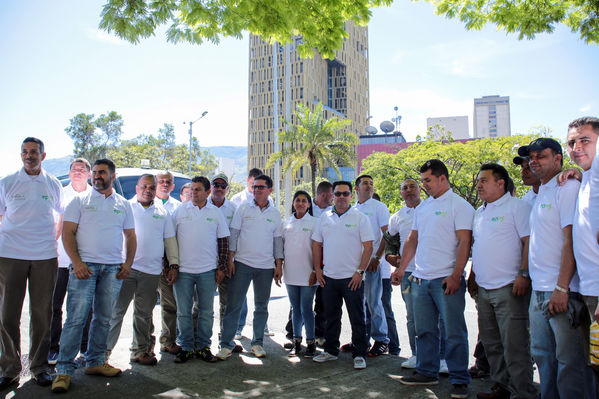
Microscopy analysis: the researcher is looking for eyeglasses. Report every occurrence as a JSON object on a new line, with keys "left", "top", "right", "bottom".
{"left": 212, "top": 183, "right": 228, "bottom": 189}
{"left": 253, "top": 185, "right": 268, "bottom": 190}
{"left": 334, "top": 191, "right": 351, "bottom": 197}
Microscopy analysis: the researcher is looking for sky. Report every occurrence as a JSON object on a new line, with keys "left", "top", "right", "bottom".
{"left": 1, "top": 0, "right": 598, "bottom": 175}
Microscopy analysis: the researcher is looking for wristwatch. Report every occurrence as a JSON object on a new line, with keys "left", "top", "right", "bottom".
{"left": 355, "top": 269, "right": 365, "bottom": 276}
{"left": 374, "top": 255, "right": 381, "bottom": 261}
{"left": 517, "top": 269, "right": 529, "bottom": 279}
{"left": 169, "top": 264, "right": 180, "bottom": 270}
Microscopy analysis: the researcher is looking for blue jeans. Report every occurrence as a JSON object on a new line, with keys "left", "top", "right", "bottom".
{"left": 56, "top": 263, "right": 120, "bottom": 376}
{"left": 381, "top": 278, "right": 400, "bottom": 354}
{"left": 220, "top": 262, "right": 274, "bottom": 349}
{"left": 237, "top": 299, "right": 248, "bottom": 333}
{"left": 412, "top": 276, "right": 470, "bottom": 385}
{"left": 529, "top": 290, "right": 596, "bottom": 399}
{"left": 286, "top": 285, "right": 317, "bottom": 340}
{"left": 173, "top": 270, "right": 216, "bottom": 351}
{"left": 364, "top": 268, "right": 389, "bottom": 343}
{"left": 322, "top": 276, "right": 368, "bottom": 357}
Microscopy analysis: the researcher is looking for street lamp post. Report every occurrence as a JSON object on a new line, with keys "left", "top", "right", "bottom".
{"left": 185, "top": 111, "right": 208, "bottom": 177}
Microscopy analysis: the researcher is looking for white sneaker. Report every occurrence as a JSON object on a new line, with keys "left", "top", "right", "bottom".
{"left": 402, "top": 355, "right": 417, "bottom": 369}
{"left": 215, "top": 347, "right": 232, "bottom": 360}
{"left": 251, "top": 345, "right": 266, "bottom": 358}
{"left": 263, "top": 327, "right": 274, "bottom": 336}
{"left": 234, "top": 330, "right": 243, "bottom": 340}
{"left": 439, "top": 359, "right": 449, "bottom": 374}
{"left": 353, "top": 356, "right": 366, "bottom": 369}
{"left": 313, "top": 351, "right": 338, "bottom": 363}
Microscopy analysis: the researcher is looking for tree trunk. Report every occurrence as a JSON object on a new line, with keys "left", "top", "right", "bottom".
{"left": 311, "top": 162, "right": 317, "bottom": 199}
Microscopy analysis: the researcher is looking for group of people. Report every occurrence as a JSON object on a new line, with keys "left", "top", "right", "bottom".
{"left": 1, "top": 116, "right": 599, "bottom": 398}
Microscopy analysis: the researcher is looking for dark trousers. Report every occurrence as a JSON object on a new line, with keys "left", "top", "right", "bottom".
{"left": 0, "top": 257, "right": 57, "bottom": 377}
{"left": 50, "top": 267, "right": 91, "bottom": 354}
{"left": 322, "top": 276, "right": 367, "bottom": 357}
{"left": 159, "top": 272, "right": 177, "bottom": 346}
{"left": 314, "top": 286, "right": 326, "bottom": 338}
{"left": 382, "top": 278, "right": 400, "bottom": 353}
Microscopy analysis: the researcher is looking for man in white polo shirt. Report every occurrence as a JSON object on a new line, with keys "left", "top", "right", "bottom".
{"left": 172, "top": 176, "right": 230, "bottom": 363}
{"left": 312, "top": 181, "right": 333, "bottom": 218}
{"left": 470, "top": 163, "right": 536, "bottom": 399}
{"left": 0, "top": 137, "right": 63, "bottom": 389}
{"left": 392, "top": 159, "right": 473, "bottom": 399}
{"left": 565, "top": 117, "right": 599, "bottom": 391}
{"left": 340, "top": 174, "right": 390, "bottom": 357}
{"left": 311, "top": 180, "right": 374, "bottom": 370}
{"left": 230, "top": 167, "right": 262, "bottom": 207}
{"left": 106, "top": 174, "right": 178, "bottom": 366}
{"left": 155, "top": 171, "right": 182, "bottom": 355}
{"left": 48, "top": 158, "right": 93, "bottom": 366}
{"left": 52, "top": 159, "right": 136, "bottom": 393}
{"left": 216, "top": 174, "right": 282, "bottom": 360}
{"left": 521, "top": 138, "right": 595, "bottom": 398}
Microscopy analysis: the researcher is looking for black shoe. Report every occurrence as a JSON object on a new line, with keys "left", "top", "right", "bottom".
{"left": 288, "top": 340, "right": 302, "bottom": 357}
{"left": 340, "top": 342, "right": 354, "bottom": 352}
{"left": 283, "top": 342, "right": 294, "bottom": 349}
{"left": 368, "top": 341, "right": 388, "bottom": 357}
{"left": 0, "top": 376, "right": 18, "bottom": 389}
{"left": 174, "top": 350, "right": 193, "bottom": 363}
{"left": 232, "top": 344, "right": 243, "bottom": 353}
{"left": 195, "top": 347, "right": 217, "bottom": 363}
{"left": 33, "top": 371, "right": 53, "bottom": 387}
{"left": 304, "top": 341, "right": 317, "bottom": 358}
{"left": 468, "top": 364, "right": 490, "bottom": 378}
{"left": 399, "top": 372, "right": 439, "bottom": 386}
{"left": 451, "top": 384, "right": 468, "bottom": 398}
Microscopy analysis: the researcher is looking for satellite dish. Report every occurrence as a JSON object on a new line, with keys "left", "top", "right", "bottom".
{"left": 380, "top": 121, "right": 394, "bottom": 133}
{"left": 365, "top": 126, "right": 378, "bottom": 135}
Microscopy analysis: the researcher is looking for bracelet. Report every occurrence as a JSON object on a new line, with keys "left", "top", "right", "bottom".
{"left": 555, "top": 285, "right": 568, "bottom": 293}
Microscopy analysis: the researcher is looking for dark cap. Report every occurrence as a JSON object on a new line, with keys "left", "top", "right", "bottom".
{"left": 211, "top": 173, "right": 229, "bottom": 184}
{"left": 513, "top": 153, "right": 528, "bottom": 165}
{"left": 517, "top": 138, "right": 563, "bottom": 157}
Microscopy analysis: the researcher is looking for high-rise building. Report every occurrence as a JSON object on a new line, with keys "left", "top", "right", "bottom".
{"left": 247, "top": 23, "right": 369, "bottom": 188}
{"left": 473, "top": 95, "right": 511, "bottom": 138}
{"left": 426, "top": 116, "right": 469, "bottom": 139}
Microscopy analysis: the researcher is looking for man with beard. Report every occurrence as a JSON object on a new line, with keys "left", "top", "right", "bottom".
{"left": 52, "top": 159, "right": 136, "bottom": 393}
{"left": 0, "top": 137, "right": 63, "bottom": 388}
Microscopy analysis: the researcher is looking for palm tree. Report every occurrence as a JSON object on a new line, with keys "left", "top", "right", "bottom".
{"left": 268, "top": 102, "right": 358, "bottom": 197}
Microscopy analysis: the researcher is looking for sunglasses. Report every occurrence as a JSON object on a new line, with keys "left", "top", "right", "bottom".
{"left": 212, "top": 183, "right": 228, "bottom": 189}
{"left": 334, "top": 191, "right": 351, "bottom": 197}
{"left": 253, "top": 185, "right": 268, "bottom": 190}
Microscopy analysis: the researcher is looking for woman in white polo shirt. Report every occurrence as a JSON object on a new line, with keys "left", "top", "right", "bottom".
{"left": 281, "top": 191, "right": 318, "bottom": 358}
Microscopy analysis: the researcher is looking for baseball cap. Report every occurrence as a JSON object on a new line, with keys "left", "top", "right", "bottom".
{"left": 517, "top": 138, "right": 563, "bottom": 157}
{"left": 513, "top": 152, "right": 528, "bottom": 165}
{"left": 211, "top": 173, "right": 229, "bottom": 185}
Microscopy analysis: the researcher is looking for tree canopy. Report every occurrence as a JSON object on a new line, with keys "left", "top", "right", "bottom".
{"left": 65, "top": 111, "right": 123, "bottom": 162}
{"left": 99, "top": 0, "right": 597, "bottom": 59}
{"left": 361, "top": 133, "right": 577, "bottom": 212}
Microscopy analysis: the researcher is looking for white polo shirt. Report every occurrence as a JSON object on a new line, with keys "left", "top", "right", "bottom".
{"left": 522, "top": 189, "right": 538, "bottom": 207}
{"left": 130, "top": 200, "right": 176, "bottom": 275}
{"left": 312, "top": 202, "right": 332, "bottom": 218}
{"left": 281, "top": 213, "right": 317, "bottom": 286}
{"left": 160, "top": 196, "right": 181, "bottom": 214}
{"left": 230, "top": 188, "right": 253, "bottom": 207}
{"left": 412, "top": 189, "right": 475, "bottom": 280}
{"left": 0, "top": 168, "right": 63, "bottom": 260}
{"left": 57, "top": 183, "right": 92, "bottom": 267}
{"left": 472, "top": 193, "right": 531, "bottom": 290}
{"left": 590, "top": 153, "right": 599, "bottom": 240}
{"left": 529, "top": 176, "right": 580, "bottom": 292}
{"left": 172, "top": 201, "right": 230, "bottom": 274}
{"left": 209, "top": 196, "right": 237, "bottom": 227}
{"left": 573, "top": 170, "right": 599, "bottom": 296}
{"left": 388, "top": 204, "right": 420, "bottom": 273}
{"left": 354, "top": 198, "right": 391, "bottom": 278}
{"left": 230, "top": 200, "right": 282, "bottom": 269}
{"left": 312, "top": 207, "right": 374, "bottom": 279}
{"left": 64, "top": 189, "right": 135, "bottom": 265}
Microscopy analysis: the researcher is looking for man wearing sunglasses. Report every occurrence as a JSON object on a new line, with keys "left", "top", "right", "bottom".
{"left": 312, "top": 180, "right": 374, "bottom": 370}
{"left": 216, "top": 175, "right": 283, "bottom": 360}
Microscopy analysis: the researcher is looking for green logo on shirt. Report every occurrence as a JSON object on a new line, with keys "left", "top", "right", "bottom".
{"left": 41, "top": 195, "right": 53, "bottom": 201}
{"left": 152, "top": 215, "right": 164, "bottom": 220}
{"left": 206, "top": 217, "right": 216, "bottom": 222}
{"left": 113, "top": 209, "right": 124, "bottom": 215}
{"left": 491, "top": 216, "right": 504, "bottom": 222}
{"left": 344, "top": 224, "right": 357, "bottom": 228}
{"left": 302, "top": 227, "right": 312, "bottom": 232}
{"left": 266, "top": 218, "right": 274, "bottom": 223}
{"left": 540, "top": 203, "right": 552, "bottom": 210}
{"left": 435, "top": 211, "right": 447, "bottom": 217}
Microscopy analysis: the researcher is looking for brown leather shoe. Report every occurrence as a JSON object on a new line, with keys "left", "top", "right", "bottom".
{"left": 132, "top": 352, "right": 158, "bottom": 366}
{"left": 477, "top": 384, "right": 510, "bottom": 399}
{"left": 161, "top": 343, "right": 181, "bottom": 354}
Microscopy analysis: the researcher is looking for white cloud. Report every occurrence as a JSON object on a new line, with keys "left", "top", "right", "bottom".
{"left": 86, "top": 28, "right": 126, "bottom": 46}
{"left": 579, "top": 104, "right": 592, "bottom": 113}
